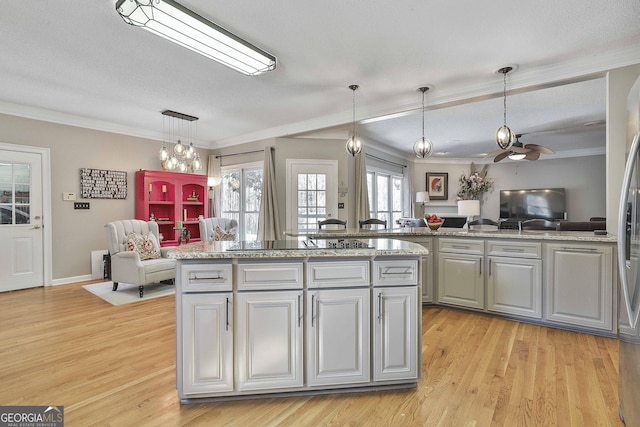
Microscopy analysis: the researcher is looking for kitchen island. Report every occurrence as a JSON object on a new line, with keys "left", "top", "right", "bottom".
{"left": 169, "top": 238, "right": 427, "bottom": 403}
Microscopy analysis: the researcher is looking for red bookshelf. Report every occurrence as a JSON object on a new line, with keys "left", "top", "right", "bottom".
{"left": 135, "top": 170, "right": 208, "bottom": 246}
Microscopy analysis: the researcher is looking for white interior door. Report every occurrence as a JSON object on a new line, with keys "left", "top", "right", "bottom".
{"left": 286, "top": 159, "right": 338, "bottom": 232}
{"left": 0, "top": 149, "right": 44, "bottom": 291}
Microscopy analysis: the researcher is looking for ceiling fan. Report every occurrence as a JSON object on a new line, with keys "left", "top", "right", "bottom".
{"left": 487, "top": 134, "right": 555, "bottom": 163}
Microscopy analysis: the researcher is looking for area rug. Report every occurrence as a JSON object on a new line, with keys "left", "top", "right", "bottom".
{"left": 82, "top": 281, "right": 174, "bottom": 306}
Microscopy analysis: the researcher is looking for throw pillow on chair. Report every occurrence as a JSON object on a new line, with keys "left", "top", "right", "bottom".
{"left": 214, "top": 226, "right": 236, "bottom": 241}
{"left": 126, "top": 232, "right": 161, "bottom": 260}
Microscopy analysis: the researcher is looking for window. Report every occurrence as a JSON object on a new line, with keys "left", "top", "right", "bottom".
{"left": 367, "top": 169, "right": 403, "bottom": 226}
{"left": 296, "top": 172, "right": 326, "bottom": 232}
{"left": 286, "top": 160, "right": 338, "bottom": 232}
{"left": 221, "top": 162, "right": 263, "bottom": 241}
{"left": 0, "top": 162, "right": 31, "bottom": 225}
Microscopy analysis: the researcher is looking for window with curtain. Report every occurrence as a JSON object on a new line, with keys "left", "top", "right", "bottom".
{"left": 367, "top": 168, "right": 403, "bottom": 226}
{"left": 221, "top": 161, "right": 263, "bottom": 241}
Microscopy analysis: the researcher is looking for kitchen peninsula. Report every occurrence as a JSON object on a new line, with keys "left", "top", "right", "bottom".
{"left": 169, "top": 238, "right": 427, "bottom": 403}
{"left": 286, "top": 227, "right": 618, "bottom": 337}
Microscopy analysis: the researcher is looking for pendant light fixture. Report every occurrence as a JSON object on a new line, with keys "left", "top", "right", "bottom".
{"left": 159, "top": 110, "right": 203, "bottom": 173}
{"left": 414, "top": 86, "right": 434, "bottom": 158}
{"left": 495, "top": 66, "right": 516, "bottom": 150}
{"left": 346, "top": 84, "right": 362, "bottom": 156}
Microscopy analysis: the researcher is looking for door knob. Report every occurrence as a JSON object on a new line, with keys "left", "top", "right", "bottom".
{"left": 31, "top": 224, "right": 41, "bottom": 229}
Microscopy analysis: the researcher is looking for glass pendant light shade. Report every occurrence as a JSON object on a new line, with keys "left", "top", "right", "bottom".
{"left": 346, "top": 84, "right": 363, "bottom": 156}
{"left": 414, "top": 137, "right": 433, "bottom": 158}
{"left": 508, "top": 152, "right": 526, "bottom": 160}
{"left": 496, "top": 125, "right": 515, "bottom": 150}
{"left": 414, "top": 86, "right": 434, "bottom": 158}
{"left": 346, "top": 136, "right": 362, "bottom": 156}
{"left": 159, "top": 143, "right": 169, "bottom": 161}
{"left": 174, "top": 139, "right": 185, "bottom": 156}
{"left": 192, "top": 152, "right": 203, "bottom": 171}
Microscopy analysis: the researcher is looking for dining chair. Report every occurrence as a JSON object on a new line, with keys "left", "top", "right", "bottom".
{"left": 318, "top": 218, "right": 347, "bottom": 229}
{"left": 358, "top": 218, "right": 387, "bottom": 229}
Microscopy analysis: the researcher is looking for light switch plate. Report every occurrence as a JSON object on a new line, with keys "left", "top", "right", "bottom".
{"left": 63, "top": 192, "right": 76, "bottom": 201}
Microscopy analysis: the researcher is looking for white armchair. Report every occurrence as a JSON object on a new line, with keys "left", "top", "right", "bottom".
{"left": 105, "top": 219, "right": 176, "bottom": 298}
{"left": 199, "top": 217, "right": 238, "bottom": 241}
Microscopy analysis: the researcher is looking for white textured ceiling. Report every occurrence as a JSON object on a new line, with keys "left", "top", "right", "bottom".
{"left": 1, "top": 1, "right": 639, "bottom": 160}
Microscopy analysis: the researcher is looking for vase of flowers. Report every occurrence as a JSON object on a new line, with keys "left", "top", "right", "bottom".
{"left": 457, "top": 162, "right": 493, "bottom": 201}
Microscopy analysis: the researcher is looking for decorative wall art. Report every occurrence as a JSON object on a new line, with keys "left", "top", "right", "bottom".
{"left": 80, "top": 168, "right": 127, "bottom": 199}
{"left": 426, "top": 172, "right": 448, "bottom": 200}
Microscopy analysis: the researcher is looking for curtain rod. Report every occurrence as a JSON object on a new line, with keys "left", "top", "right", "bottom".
{"left": 215, "top": 149, "right": 264, "bottom": 159}
{"left": 366, "top": 153, "right": 407, "bottom": 168}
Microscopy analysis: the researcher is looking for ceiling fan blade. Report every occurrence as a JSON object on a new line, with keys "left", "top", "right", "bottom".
{"left": 524, "top": 143, "right": 555, "bottom": 154}
{"left": 524, "top": 151, "right": 541, "bottom": 161}
{"left": 510, "top": 146, "right": 529, "bottom": 154}
{"left": 494, "top": 151, "right": 511, "bottom": 163}
{"left": 486, "top": 148, "right": 507, "bottom": 157}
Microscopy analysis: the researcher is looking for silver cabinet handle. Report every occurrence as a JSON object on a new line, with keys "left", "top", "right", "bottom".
{"left": 479, "top": 261, "right": 482, "bottom": 276}
{"left": 311, "top": 294, "right": 316, "bottom": 327}
{"left": 561, "top": 247, "right": 598, "bottom": 252}
{"left": 377, "top": 292, "right": 382, "bottom": 323}
{"left": 225, "top": 297, "right": 230, "bottom": 331}
{"left": 382, "top": 267, "right": 413, "bottom": 275}
{"left": 502, "top": 247, "right": 525, "bottom": 252}
{"left": 452, "top": 245, "right": 470, "bottom": 249}
{"left": 297, "top": 294, "right": 302, "bottom": 328}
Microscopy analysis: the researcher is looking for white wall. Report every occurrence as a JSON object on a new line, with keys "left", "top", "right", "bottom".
{"left": 412, "top": 156, "right": 606, "bottom": 221}
{"left": 0, "top": 113, "right": 211, "bottom": 282}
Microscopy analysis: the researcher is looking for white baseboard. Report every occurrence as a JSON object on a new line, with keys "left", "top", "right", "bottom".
{"left": 51, "top": 274, "right": 93, "bottom": 286}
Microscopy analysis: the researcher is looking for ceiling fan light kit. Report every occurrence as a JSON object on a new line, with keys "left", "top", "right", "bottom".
{"left": 495, "top": 66, "right": 516, "bottom": 150}
{"left": 346, "top": 84, "right": 363, "bottom": 156}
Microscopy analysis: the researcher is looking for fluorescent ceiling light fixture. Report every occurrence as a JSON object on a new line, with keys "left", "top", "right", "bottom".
{"left": 115, "top": 0, "right": 276, "bottom": 76}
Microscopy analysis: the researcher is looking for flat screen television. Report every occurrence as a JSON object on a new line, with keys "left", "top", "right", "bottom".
{"left": 499, "top": 188, "right": 566, "bottom": 220}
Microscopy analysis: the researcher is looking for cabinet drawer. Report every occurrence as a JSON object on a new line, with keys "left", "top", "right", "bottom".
{"left": 180, "top": 263, "right": 233, "bottom": 292}
{"left": 438, "top": 238, "right": 484, "bottom": 255}
{"left": 237, "top": 262, "right": 303, "bottom": 290}
{"left": 307, "top": 260, "right": 370, "bottom": 288}
{"left": 487, "top": 240, "right": 541, "bottom": 259}
{"left": 373, "top": 260, "right": 418, "bottom": 286}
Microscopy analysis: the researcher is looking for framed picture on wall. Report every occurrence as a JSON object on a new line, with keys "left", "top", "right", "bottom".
{"left": 426, "top": 172, "right": 448, "bottom": 200}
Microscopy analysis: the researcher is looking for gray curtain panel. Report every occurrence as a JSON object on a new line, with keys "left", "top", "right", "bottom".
{"left": 257, "top": 147, "right": 281, "bottom": 240}
{"left": 355, "top": 147, "right": 370, "bottom": 226}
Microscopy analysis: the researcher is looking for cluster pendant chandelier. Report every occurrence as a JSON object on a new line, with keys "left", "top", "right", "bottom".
{"left": 495, "top": 66, "right": 516, "bottom": 150}
{"left": 414, "top": 86, "right": 434, "bottom": 158}
{"left": 159, "top": 110, "right": 203, "bottom": 173}
{"left": 346, "top": 84, "right": 363, "bottom": 156}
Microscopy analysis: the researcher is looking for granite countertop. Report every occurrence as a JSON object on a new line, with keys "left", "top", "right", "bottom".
{"left": 284, "top": 227, "right": 617, "bottom": 243}
{"left": 168, "top": 238, "right": 429, "bottom": 259}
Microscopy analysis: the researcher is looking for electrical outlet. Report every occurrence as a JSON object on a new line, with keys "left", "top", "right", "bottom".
{"left": 338, "top": 202, "right": 345, "bottom": 209}
{"left": 74, "top": 202, "right": 90, "bottom": 210}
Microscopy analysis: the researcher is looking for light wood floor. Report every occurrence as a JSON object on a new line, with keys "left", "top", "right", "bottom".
{"left": 0, "top": 281, "right": 623, "bottom": 426}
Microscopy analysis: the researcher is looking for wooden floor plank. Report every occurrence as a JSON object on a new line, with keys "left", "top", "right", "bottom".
{"left": 0, "top": 283, "right": 624, "bottom": 426}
